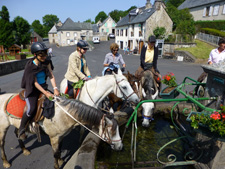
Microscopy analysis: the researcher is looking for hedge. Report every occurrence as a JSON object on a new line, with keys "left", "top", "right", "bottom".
{"left": 201, "top": 28, "right": 225, "bottom": 37}
{"left": 195, "top": 20, "right": 225, "bottom": 31}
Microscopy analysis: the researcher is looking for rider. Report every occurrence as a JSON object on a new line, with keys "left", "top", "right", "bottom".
{"left": 64, "top": 40, "right": 91, "bottom": 98}
{"left": 18, "top": 42, "right": 60, "bottom": 140}
{"left": 103, "top": 43, "right": 126, "bottom": 75}
{"left": 135, "top": 35, "right": 161, "bottom": 91}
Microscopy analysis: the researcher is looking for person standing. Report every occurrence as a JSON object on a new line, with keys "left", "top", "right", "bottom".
{"left": 18, "top": 42, "right": 60, "bottom": 140}
{"left": 64, "top": 40, "right": 91, "bottom": 98}
{"left": 103, "top": 43, "right": 126, "bottom": 75}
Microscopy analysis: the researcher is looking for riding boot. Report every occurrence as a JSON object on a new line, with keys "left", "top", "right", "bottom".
{"left": 18, "top": 113, "right": 30, "bottom": 140}
{"left": 158, "top": 82, "right": 162, "bottom": 98}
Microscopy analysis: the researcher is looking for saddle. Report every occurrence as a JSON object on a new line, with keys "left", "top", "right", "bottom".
{"left": 5, "top": 90, "right": 46, "bottom": 142}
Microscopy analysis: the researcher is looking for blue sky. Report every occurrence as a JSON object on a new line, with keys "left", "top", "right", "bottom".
{"left": 0, "top": 0, "right": 155, "bottom": 24}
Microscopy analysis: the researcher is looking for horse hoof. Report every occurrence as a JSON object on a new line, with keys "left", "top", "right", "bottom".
{"left": 3, "top": 161, "right": 11, "bottom": 168}
{"left": 23, "top": 149, "right": 31, "bottom": 156}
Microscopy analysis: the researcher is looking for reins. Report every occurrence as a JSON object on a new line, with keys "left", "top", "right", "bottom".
{"left": 53, "top": 97, "right": 120, "bottom": 144}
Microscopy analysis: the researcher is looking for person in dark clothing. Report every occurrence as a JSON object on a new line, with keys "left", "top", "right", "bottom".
{"left": 18, "top": 42, "right": 60, "bottom": 140}
{"left": 135, "top": 35, "right": 161, "bottom": 90}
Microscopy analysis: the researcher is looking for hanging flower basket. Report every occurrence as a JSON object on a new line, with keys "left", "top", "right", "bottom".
{"left": 160, "top": 86, "right": 179, "bottom": 99}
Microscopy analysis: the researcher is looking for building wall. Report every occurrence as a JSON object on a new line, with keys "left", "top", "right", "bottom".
{"left": 48, "top": 33, "right": 58, "bottom": 44}
{"left": 190, "top": 2, "right": 225, "bottom": 21}
{"left": 99, "top": 17, "right": 116, "bottom": 34}
{"left": 145, "top": 6, "right": 173, "bottom": 42}
{"left": 115, "top": 26, "right": 128, "bottom": 50}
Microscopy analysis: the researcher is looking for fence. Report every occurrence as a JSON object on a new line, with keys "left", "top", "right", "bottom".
{"left": 196, "top": 32, "right": 221, "bottom": 46}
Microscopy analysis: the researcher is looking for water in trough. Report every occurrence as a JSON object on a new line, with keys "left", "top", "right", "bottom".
{"left": 96, "top": 113, "right": 195, "bottom": 169}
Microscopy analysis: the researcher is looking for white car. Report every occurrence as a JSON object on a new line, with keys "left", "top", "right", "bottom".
{"left": 92, "top": 37, "right": 100, "bottom": 44}
{"left": 109, "top": 33, "right": 115, "bottom": 38}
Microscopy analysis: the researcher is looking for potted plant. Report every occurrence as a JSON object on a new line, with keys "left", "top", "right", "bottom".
{"left": 160, "top": 72, "right": 179, "bottom": 99}
{"left": 187, "top": 105, "right": 225, "bottom": 137}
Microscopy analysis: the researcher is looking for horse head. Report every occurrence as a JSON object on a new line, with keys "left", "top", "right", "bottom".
{"left": 99, "top": 114, "right": 123, "bottom": 151}
{"left": 113, "top": 70, "right": 140, "bottom": 104}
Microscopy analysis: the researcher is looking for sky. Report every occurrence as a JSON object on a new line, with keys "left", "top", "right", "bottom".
{"left": 0, "top": 0, "right": 155, "bottom": 24}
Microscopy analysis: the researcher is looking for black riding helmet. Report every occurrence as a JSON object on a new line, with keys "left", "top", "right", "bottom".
{"left": 31, "top": 42, "right": 49, "bottom": 54}
{"left": 77, "top": 40, "right": 89, "bottom": 50}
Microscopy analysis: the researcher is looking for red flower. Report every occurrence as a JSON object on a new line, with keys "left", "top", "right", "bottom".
{"left": 210, "top": 112, "right": 221, "bottom": 120}
{"left": 165, "top": 75, "right": 171, "bottom": 81}
{"left": 169, "top": 72, "right": 174, "bottom": 76}
{"left": 222, "top": 113, "right": 225, "bottom": 119}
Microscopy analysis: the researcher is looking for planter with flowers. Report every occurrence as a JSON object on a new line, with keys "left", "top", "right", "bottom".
{"left": 187, "top": 105, "right": 225, "bottom": 137}
{"left": 160, "top": 72, "right": 179, "bottom": 99}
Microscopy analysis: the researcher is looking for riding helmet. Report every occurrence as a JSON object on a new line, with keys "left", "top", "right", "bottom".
{"left": 77, "top": 40, "right": 89, "bottom": 49}
{"left": 148, "top": 35, "right": 156, "bottom": 43}
{"left": 31, "top": 42, "right": 49, "bottom": 54}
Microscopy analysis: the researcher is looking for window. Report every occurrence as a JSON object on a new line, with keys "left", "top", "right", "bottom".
{"left": 67, "top": 39, "right": 70, "bottom": 45}
{"left": 213, "top": 5, "right": 219, "bottom": 15}
{"left": 223, "top": 4, "right": 225, "bottom": 14}
{"left": 105, "top": 23, "right": 107, "bottom": 27}
{"left": 120, "top": 29, "right": 123, "bottom": 36}
{"left": 125, "top": 29, "right": 128, "bottom": 36}
{"left": 74, "top": 32, "right": 77, "bottom": 37}
{"left": 66, "top": 32, "right": 70, "bottom": 37}
{"left": 203, "top": 6, "right": 211, "bottom": 16}
{"left": 116, "top": 30, "right": 119, "bottom": 36}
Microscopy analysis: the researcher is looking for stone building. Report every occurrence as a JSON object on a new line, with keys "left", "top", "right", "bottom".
{"left": 98, "top": 16, "right": 117, "bottom": 35}
{"left": 178, "top": 0, "right": 225, "bottom": 21}
{"left": 115, "top": 0, "right": 173, "bottom": 54}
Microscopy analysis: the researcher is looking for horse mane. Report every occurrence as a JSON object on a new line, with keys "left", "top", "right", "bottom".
{"left": 60, "top": 98, "right": 118, "bottom": 132}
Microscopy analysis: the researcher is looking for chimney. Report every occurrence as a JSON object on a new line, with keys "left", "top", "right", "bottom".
{"left": 154, "top": 0, "right": 166, "bottom": 10}
{"left": 145, "top": 0, "right": 152, "bottom": 9}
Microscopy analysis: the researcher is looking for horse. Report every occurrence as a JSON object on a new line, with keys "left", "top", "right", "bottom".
{"left": 139, "top": 70, "right": 159, "bottom": 127}
{"left": 0, "top": 96, "right": 123, "bottom": 169}
{"left": 60, "top": 69, "right": 140, "bottom": 108}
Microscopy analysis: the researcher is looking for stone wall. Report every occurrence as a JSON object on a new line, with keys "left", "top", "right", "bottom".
{"left": 163, "top": 42, "right": 196, "bottom": 56}
{"left": 0, "top": 59, "right": 28, "bottom": 76}
{"left": 174, "top": 50, "right": 196, "bottom": 62}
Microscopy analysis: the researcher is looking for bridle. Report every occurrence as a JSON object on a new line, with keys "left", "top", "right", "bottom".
{"left": 115, "top": 78, "right": 136, "bottom": 101}
{"left": 100, "top": 114, "right": 121, "bottom": 145}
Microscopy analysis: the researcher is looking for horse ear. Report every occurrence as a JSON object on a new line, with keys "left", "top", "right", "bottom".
{"left": 105, "top": 117, "right": 113, "bottom": 126}
{"left": 117, "top": 69, "right": 122, "bottom": 75}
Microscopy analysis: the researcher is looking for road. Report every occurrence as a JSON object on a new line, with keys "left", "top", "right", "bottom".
{"left": 0, "top": 39, "right": 204, "bottom": 169}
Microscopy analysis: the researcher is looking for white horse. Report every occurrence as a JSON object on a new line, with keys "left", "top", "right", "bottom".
{"left": 0, "top": 96, "right": 123, "bottom": 169}
{"left": 60, "top": 69, "right": 140, "bottom": 108}
{"left": 136, "top": 71, "right": 159, "bottom": 127}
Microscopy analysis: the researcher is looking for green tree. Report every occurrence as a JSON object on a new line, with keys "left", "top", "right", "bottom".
{"left": 163, "top": 0, "right": 185, "bottom": 8}
{"left": 153, "top": 27, "right": 166, "bottom": 39}
{"left": 0, "top": 5, "right": 9, "bottom": 21}
{"left": 0, "top": 6, "right": 14, "bottom": 49}
{"left": 32, "top": 20, "right": 45, "bottom": 37}
{"left": 42, "top": 14, "right": 59, "bottom": 36}
{"left": 95, "top": 11, "right": 107, "bottom": 23}
{"left": 84, "top": 18, "right": 94, "bottom": 24}
{"left": 109, "top": 6, "right": 136, "bottom": 23}
{"left": 13, "top": 16, "right": 30, "bottom": 46}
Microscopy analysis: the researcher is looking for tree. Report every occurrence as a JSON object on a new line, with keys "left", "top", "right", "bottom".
{"left": 163, "top": 0, "right": 185, "bottom": 8}
{"left": 153, "top": 27, "right": 166, "bottom": 39}
{"left": 0, "top": 6, "right": 14, "bottom": 49}
{"left": 109, "top": 6, "right": 136, "bottom": 23}
{"left": 0, "top": 6, "right": 10, "bottom": 22}
{"left": 95, "top": 11, "right": 107, "bottom": 23}
{"left": 32, "top": 20, "right": 45, "bottom": 37}
{"left": 13, "top": 16, "right": 30, "bottom": 46}
{"left": 42, "top": 14, "right": 59, "bottom": 37}
{"left": 84, "top": 19, "right": 94, "bottom": 24}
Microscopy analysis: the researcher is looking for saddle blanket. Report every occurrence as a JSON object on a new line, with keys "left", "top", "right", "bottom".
{"left": 6, "top": 94, "right": 26, "bottom": 118}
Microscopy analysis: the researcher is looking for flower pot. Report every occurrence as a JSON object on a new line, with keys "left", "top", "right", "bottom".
{"left": 159, "top": 86, "right": 179, "bottom": 99}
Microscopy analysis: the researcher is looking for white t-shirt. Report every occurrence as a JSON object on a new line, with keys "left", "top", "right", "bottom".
{"left": 208, "top": 48, "right": 225, "bottom": 64}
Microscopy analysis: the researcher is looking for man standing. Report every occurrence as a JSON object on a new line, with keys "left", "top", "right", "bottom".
{"left": 208, "top": 37, "right": 225, "bottom": 64}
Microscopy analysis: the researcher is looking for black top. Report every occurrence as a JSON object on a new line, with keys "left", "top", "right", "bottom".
{"left": 21, "top": 58, "right": 52, "bottom": 97}
{"left": 140, "top": 44, "right": 159, "bottom": 72}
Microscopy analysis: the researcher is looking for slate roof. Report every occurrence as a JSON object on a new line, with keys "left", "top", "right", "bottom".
{"left": 58, "top": 18, "right": 92, "bottom": 31}
{"left": 48, "top": 25, "right": 57, "bottom": 34}
{"left": 178, "top": 0, "right": 223, "bottom": 10}
{"left": 116, "top": 7, "right": 156, "bottom": 27}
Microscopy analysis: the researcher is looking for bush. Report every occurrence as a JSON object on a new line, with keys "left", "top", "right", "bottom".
{"left": 195, "top": 20, "right": 225, "bottom": 31}
{"left": 201, "top": 28, "right": 225, "bottom": 37}
{"left": 153, "top": 27, "right": 166, "bottom": 39}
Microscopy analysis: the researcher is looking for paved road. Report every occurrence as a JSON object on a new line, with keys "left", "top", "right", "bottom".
{"left": 0, "top": 39, "right": 204, "bottom": 169}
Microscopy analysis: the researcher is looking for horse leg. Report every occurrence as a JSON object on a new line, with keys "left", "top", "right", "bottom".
{"left": 14, "top": 128, "right": 30, "bottom": 156}
{"left": 0, "top": 127, "right": 11, "bottom": 168}
{"left": 50, "top": 137, "right": 63, "bottom": 169}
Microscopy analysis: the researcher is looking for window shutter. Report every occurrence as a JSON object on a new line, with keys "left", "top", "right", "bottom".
{"left": 203, "top": 7, "right": 206, "bottom": 16}
{"left": 213, "top": 5, "right": 219, "bottom": 15}
{"left": 209, "top": 6, "right": 213, "bottom": 16}
{"left": 223, "top": 4, "right": 225, "bottom": 14}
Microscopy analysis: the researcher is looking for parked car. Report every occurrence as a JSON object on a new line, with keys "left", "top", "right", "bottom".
{"left": 109, "top": 33, "right": 115, "bottom": 38}
{"left": 92, "top": 37, "right": 100, "bottom": 44}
